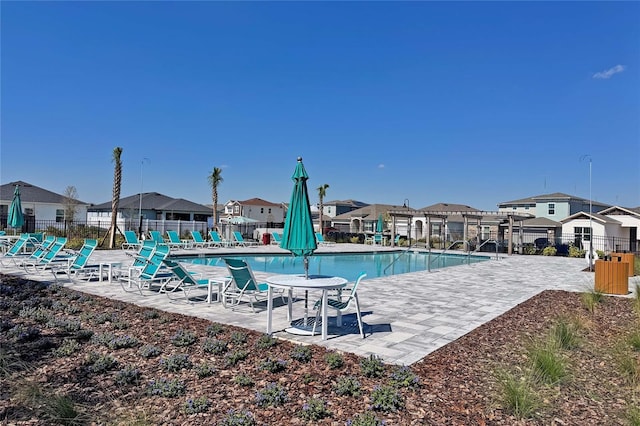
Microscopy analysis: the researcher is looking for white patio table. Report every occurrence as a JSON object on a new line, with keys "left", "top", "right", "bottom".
{"left": 266, "top": 274, "right": 347, "bottom": 340}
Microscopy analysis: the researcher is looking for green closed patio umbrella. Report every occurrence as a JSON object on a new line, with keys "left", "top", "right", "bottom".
{"left": 280, "top": 157, "right": 317, "bottom": 278}
{"left": 376, "top": 214, "right": 384, "bottom": 233}
{"left": 7, "top": 185, "right": 24, "bottom": 232}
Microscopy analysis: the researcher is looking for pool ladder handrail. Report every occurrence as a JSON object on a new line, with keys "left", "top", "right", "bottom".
{"left": 382, "top": 243, "right": 419, "bottom": 275}
{"left": 426, "top": 240, "right": 469, "bottom": 272}
{"left": 475, "top": 239, "right": 500, "bottom": 260}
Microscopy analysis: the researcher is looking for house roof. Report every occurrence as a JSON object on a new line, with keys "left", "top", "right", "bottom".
{"left": 0, "top": 180, "right": 90, "bottom": 205}
{"left": 89, "top": 192, "right": 211, "bottom": 213}
{"left": 332, "top": 204, "right": 400, "bottom": 221}
{"left": 520, "top": 217, "right": 563, "bottom": 228}
{"left": 419, "top": 202, "right": 481, "bottom": 212}
{"left": 599, "top": 206, "right": 640, "bottom": 218}
{"left": 498, "top": 192, "right": 610, "bottom": 208}
{"left": 324, "top": 199, "right": 369, "bottom": 208}
{"left": 560, "top": 211, "right": 621, "bottom": 225}
{"left": 238, "top": 198, "right": 281, "bottom": 207}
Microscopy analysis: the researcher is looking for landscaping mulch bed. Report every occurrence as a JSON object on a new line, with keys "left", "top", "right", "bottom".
{"left": 1, "top": 274, "right": 638, "bottom": 425}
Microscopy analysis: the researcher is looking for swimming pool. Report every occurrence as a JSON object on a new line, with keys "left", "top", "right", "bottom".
{"left": 177, "top": 251, "right": 488, "bottom": 281}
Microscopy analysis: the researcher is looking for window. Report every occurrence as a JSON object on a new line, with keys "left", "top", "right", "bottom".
{"left": 25, "top": 208, "right": 34, "bottom": 216}
{"left": 574, "top": 226, "right": 592, "bottom": 242}
{"left": 234, "top": 205, "right": 240, "bottom": 214}
{"left": 268, "top": 208, "right": 271, "bottom": 214}
{"left": 56, "top": 209, "right": 64, "bottom": 223}
{"left": 548, "top": 203, "right": 555, "bottom": 215}
{"left": 260, "top": 208, "right": 264, "bottom": 214}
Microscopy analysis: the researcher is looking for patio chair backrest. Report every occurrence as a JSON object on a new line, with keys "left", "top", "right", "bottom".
{"left": 30, "top": 236, "right": 56, "bottom": 260}
{"left": 167, "top": 230, "right": 181, "bottom": 244}
{"left": 39, "top": 237, "right": 67, "bottom": 264}
{"left": 139, "top": 244, "right": 170, "bottom": 279}
{"left": 162, "top": 259, "right": 197, "bottom": 285}
{"left": 124, "top": 230, "right": 139, "bottom": 245}
{"left": 232, "top": 231, "right": 245, "bottom": 242}
{"left": 150, "top": 231, "right": 165, "bottom": 244}
{"left": 4, "top": 234, "right": 29, "bottom": 256}
{"left": 209, "top": 231, "right": 223, "bottom": 243}
{"left": 69, "top": 239, "right": 97, "bottom": 270}
{"left": 271, "top": 232, "right": 282, "bottom": 243}
{"left": 191, "top": 231, "right": 205, "bottom": 243}
{"left": 224, "top": 258, "right": 259, "bottom": 291}
{"left": 315, "top": 232, "right": 325, "bottom": 243}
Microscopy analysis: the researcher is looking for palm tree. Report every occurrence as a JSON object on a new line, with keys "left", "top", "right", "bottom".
{"left": 107, "top": 147, "right": 123, "bottom": 248}
{"left": 317, "top": 183, "right": 329, "bottom": 236}
{"left": 207, "top": 167, "right": 224, "bottom": 232}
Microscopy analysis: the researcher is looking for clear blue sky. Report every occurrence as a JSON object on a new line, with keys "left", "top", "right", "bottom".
{"left": 2, "top": 2, "right": 639, "bottom": 211}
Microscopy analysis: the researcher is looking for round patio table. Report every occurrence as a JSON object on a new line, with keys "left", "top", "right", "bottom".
{"left": 266, "top": 274, "right": 347, "bottom": 340}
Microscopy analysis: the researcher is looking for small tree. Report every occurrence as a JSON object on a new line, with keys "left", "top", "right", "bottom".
{"left": 207, "top": 167, "right": 224, "bottom": 232}
{"left": 62, "top": 186, "right": 79, "bottom": 224}
{"left": 317, "top": 184, "right": 329, "bottom": 235}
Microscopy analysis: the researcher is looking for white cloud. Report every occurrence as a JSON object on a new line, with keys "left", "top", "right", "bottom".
{"left": 377, "top": 163, "right": 385, "bottom": 169}
{"left": 592, "top": 64, "right": 626, "bottom": 79}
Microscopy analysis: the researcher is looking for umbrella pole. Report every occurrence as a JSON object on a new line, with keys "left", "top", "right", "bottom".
{"left": 303, "top": 256, "right": 309, "bottom": 326}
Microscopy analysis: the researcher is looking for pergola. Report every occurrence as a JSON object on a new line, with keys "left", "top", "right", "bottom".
{"left": 387, "top": 209, "right": 533, "bottom": 255}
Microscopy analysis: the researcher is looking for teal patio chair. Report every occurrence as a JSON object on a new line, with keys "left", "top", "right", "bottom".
{"left": 20, "top": 237, "right": 68, "bottom": 273}
{"left": 222, "top": 258, "right": 283, "bottom": 312}
{"left": 120, "top": 244, "right": 172, "bottom": 295}
{"left": 149, "top": 231, "right": 167, "bottom": 246}
{"left": 232, "top": 231, "right": 259, "bottom": 247}
{"left": 209, "top": 230, "right": 230, "bottom": 247}
{"left": 51, "top": 239, "right": 99, "bottom": 282}
{"left": 190, "top": 230, "right": 215, "bottom": 248}
{"left": 270, "top": 232, "right": 282, "bottom": 245}
{"left": 161, "top": 259, "right": 230, "bottom": 303}
{"left": 166, "top": 230, "right": 191, "bottom": 249}
{"left": 312, "top": 272, "right": 367, "bottom": 338}
{"left": 122, "top": 231, "right": 142, "bottom": 250}
{"left": 11, "top": 235, "right": 55, "bottom": 266}
{"left": 0, "top": 234, "right": 37, "bottom": 265}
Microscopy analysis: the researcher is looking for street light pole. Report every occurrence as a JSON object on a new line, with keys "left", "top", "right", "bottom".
{"left": 138, "top": 158, "right": 149, "bottom": 238}
{"left": 581, "top": 155, "right": 593, "bottom": 271}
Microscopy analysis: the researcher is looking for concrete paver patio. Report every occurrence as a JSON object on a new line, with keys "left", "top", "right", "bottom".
{"left": 2, "top": 243, "right": 637, "bottom": 365}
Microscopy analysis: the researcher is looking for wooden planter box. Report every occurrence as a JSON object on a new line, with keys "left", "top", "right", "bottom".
{"left": 610, "top": 253, "right": 636, "bottom": 277}
{"left": 595, "top": 260, "right": 629, "bottom": 295}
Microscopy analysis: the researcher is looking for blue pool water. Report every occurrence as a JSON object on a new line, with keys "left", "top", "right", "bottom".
{"left": 177, "top": 251, "right": 488, "bottom": 281}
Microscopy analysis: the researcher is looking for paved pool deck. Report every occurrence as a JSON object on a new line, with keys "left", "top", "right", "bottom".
{"left": 2, "top": 244, "right": 638, "bottom": 365}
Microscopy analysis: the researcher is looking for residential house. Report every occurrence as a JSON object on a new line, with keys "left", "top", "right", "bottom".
{"left": 321, "top": 199, "right": 369, "bottom": 219}
{"left": 0, "top": 181, "right": 90, "bottom": 232}
{"left": 87, "top": 192, "right": 211, "bottom": 233}
{"left": 331, "top": 204, "right": 399, "bottom": 234}
{"left": 561, "top": 206, "right": 640, "bottom": 252}
{"left": 223, "top": 198, "right": 285, "bottom": 224}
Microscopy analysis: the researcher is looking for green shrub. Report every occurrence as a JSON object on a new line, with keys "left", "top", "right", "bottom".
{"left": 53, "top": 339, "right": 82, "bottom": 357}
{"left": 225, "top": 350, "right": 248, "bottom": 366}
{"left": 147, "top": 378, "right": 186, "bottom": 398}
{"left": 206, "top": 323, "right": 224, "bottom": 336}
{"left": 569, "top": 245, "right": 585, "bottom": 258}
{"left": 390, "top": 365, "right": 420, "bottom": 388}
{"left": 347, "top": 411, "right": 385, "bottom": 426}
{"left": 170, "top": 329, "right": 197, "bottom": 347}
{"left": 325, "top": 352, "right": 344, "bottom": 369}
{"left": 360, "top": 354, "right": 385, "bottom": 378}
{"left": 230, "top": 331, "right": 248, "bottom": 345}
{"left": 255, "top": 334, "right": 277, "bottom": 349}
{"left": 291, "top": 345, "right": 312, "bottom": 363}
{"left": 139, "top": 345, "right": 162, "bottom": 358}
{"left": 370, "top": 385, "right": 404, "bottom": 412}
{"left": 496, "top": 370, "right": 539, "bottom": 419}
{"left": 195, "top": 362, "right": 216, "bottom": 379}
{"left": 202, "top": 338, "right": 228, "bottom": 354}
{"left": 182, "top": 396, "right": 211, "bottom": 414}
{"left": 542, "top": 246, "right": 557, "bottom": 256}
{"left": 233, "top": 374, "right": 254, "bottom": 386}
{"left": 115, "top": 366, "right": 141, "bottom": 385}
{"left": 107, "top": 335, "right": 140, "bottom": 350}
{"left": 581, "top": 288, "right": 603, "bottom": 313}
{"left": 258, "top": 357, "right": 286, "bottom": 373}
{"left": 160, "top": 354, "right": 192, "bottom": 372}
{"left": 300, "top": 398, "right": 330, "bottom": 421}
{"left": 550, "top": 317, "right": 582, "bottom": 350}
{"left": 334, "top": 376, "right": 361, "bottom": 397}
{"left": 219, "top": 409, "right": 255, "bottom": 426}
{"left": 529, "top": 344, "right": 566, "bottom": 385}
{"left": 89, "top": 354, "right": 118, "bottom": 374}
{"left": 255, "top": 383, "right": 288, "bottom": 407}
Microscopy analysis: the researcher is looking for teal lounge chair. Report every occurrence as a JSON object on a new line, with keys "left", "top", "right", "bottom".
{"left": 312, "top": 272, "right": 367, "bottom": 338}
{"left": 232, "top": 231, "right": 258, "bottom": 247}
{"left": 162, "top": 259, "right": 230, "bottom": 303}
{"left": 209, "top": 230, "right": 230, "bottom": 247}
{"left": 190, "top": 230, "right": 215, "bottom": 248}
{"left": 166, "top": 230, "right": 191, "bottom": 249}
{"left": 149, "top": 230, "right": 167, "bottom": 246}
{"left": 270, "top": 232, "right": 282, "bottom": 245}
{"left": 0, "top": 234, "right": 36, "bottom": 265}
{"left": 51, "top": 239, "right": 99, "bottom": 282}
{"left": 223, "top": 258, "right": 283, "bottom": 312}
{"left": 120, "top": 244, "right": 172, "bottom": 295}
{"left": 122, "top": 231, "right": 142, "bottom": 250}
{"left": 20, "top": 237, "right": 68, "bottom": 273}
{"left": 11, "top": 235, "right": 55, "bottom": 266}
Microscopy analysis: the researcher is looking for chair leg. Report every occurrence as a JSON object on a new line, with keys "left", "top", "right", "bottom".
{"left": 354, "top": 295, "right": 364, "bottom": 338}
{"left": 311, "top": 306, "right": 321, "bottom": 336}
